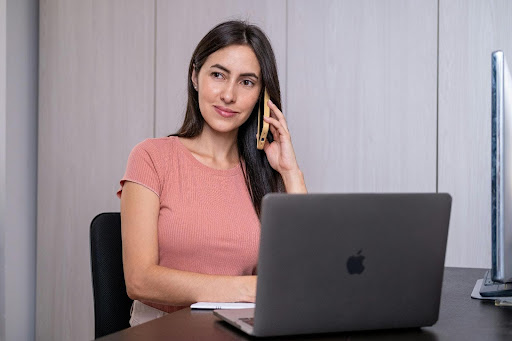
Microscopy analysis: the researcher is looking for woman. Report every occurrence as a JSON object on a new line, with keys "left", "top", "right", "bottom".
{"left": 117, "top": 20, "right": 307, "bottom": 326}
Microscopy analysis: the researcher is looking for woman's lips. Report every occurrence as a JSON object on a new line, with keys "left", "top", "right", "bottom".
{"left": 214, "top": 106, "right": 238, "bottom": 118}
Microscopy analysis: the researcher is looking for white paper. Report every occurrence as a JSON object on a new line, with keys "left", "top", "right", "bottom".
{"left": 190, "top": 302, "right": 255, "bottom": 310}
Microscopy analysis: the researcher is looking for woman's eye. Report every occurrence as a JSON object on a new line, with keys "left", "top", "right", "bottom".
{"left": 211, "top": 72, "right": 223, "bottom": 79}
{"left": 242, "top": 80, "right": 255, "bottom": 86}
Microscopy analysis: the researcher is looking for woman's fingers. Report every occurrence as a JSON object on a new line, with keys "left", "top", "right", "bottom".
{"left": 267, "top": 99, "right": 289, "bottom": 133}
{"left": 264, "top": 116, "right": 290, "bottom": 140}
{"left": 269, "top": 123, "right": 279, "bottom": 140}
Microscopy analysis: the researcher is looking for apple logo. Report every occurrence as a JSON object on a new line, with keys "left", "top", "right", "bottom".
{"left": 346, "top": 249, "right": 365, "bottom": 275}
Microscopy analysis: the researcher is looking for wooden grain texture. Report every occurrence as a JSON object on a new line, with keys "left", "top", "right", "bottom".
{"left": 438, "top": 0, "right": 512, "bottom": 268}
{"left": 155, "top": 0, "right": 287, "bottom": 138}
{"left": 37, "top": 1, "right": 154, "bottom": 339}
{"left": 287, "top": 0, "right": 438, "bottom": 193}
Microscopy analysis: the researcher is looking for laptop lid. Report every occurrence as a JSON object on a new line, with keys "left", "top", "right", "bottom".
{"left": 252, "top": 193, "right": 452, "bottom": 337}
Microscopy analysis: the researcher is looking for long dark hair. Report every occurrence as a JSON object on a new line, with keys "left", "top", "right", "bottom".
{"left": 169, "top": 20, "right": 285, "bottom": 218}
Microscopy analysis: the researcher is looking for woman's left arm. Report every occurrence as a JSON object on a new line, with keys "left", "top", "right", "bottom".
{"left": 263, "top": 99, "right": 307, "bottom": 194}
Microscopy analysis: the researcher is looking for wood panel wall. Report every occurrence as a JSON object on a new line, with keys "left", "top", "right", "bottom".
{"left": 438, "top": 0, "right": 512, "bottom": 267}
{"left": 287, "top": 0, "right": 438, "bottom": 194}
{"left": 37, "top": 1, "right": 155, "bottom": 339}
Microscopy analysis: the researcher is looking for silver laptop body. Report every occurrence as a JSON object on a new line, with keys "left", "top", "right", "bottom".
{"left": 214, "top": 193, "right": 452, "bottom": 337}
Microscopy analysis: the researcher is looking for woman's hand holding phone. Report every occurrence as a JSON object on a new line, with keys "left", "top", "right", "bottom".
{"left": 262, "top": 100, "right": 307, "bottom": 194}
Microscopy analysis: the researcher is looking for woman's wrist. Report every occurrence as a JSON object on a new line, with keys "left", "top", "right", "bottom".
{"left": 281, "top": 169, "right": 307, "bottom": 194}
{"left": 236, "top": 275, "right": 257, "bottom": 303}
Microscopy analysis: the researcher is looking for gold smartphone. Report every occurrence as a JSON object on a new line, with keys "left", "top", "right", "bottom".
{"left": 257, "top": 88, "right": 270, "bottom": 150}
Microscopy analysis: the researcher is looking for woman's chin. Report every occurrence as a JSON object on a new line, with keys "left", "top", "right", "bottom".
{"left": 205, "top": 120, "right": 240, "bottom": 134}
{"left": 205, "top": 121, "right": 241, "bottom": 135}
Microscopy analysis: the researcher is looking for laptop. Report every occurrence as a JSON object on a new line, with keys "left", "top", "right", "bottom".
{"left": 214, "top": 193, "right": 452, "bottom": 337}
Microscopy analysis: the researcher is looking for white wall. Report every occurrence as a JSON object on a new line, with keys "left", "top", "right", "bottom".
{"left": 439, "top": 0, "right": 512, "bottom": 268}
{"left": 0, "top": 0, "right": 6, "bottom": 337}
{"left": 287, "top": 0, "right": 437, "bottom": 193}
{"left": 2, "top": 0, "right": 38, "bottom": 340}
{"left": 37, "top": 1, "right": 155, "bottom": 339}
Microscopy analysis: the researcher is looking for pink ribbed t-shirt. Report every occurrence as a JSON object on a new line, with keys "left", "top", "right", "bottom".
{"left": 117, "top": 137, "right": 260, "bottom": 313}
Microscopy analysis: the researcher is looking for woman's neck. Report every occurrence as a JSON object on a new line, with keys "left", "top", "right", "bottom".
{"left": 180, "top": 126, "right": 240, "bottom": 169}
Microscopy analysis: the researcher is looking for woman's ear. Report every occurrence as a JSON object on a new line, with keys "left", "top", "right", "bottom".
{"left": 191, "top": 66, "right": 198, "bottom": 90}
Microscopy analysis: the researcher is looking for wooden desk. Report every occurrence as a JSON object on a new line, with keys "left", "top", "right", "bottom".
{"left": 98, "top": 268, "right": 512, "bottom": 340}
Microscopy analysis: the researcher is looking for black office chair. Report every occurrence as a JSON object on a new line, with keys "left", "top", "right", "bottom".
{"left": 90, "top": 212, "right": 133, "bottom": 339}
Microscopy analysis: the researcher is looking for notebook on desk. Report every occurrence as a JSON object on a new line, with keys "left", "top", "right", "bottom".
{"left": 214, "top": 193, "right": 452, "bottom": 337}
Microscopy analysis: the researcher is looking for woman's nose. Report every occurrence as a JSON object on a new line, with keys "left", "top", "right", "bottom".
{"left": 220, "top": 83, "right": 236, "bottom": 103}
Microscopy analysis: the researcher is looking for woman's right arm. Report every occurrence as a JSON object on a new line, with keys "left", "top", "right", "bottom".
{"left": 120, "top": 181, "right": 256, "bottom": 306}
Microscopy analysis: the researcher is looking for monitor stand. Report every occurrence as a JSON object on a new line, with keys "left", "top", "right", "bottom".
{"left": 479, "top": 270, "right": 512, "bottom": 297}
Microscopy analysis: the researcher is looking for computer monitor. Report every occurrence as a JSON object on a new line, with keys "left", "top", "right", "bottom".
{"left": 491, "top": 50, "right": 512, "bottom": 284}
{"left": 480, "top": 51, "right": 512, "bottom": 296}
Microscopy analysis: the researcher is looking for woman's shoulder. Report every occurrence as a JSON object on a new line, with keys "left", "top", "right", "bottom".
{"left": 133, "top": 136, "right": 179, "bottom": 154}
{"left": 127, "top": 137, "right": 182, "bottom": 169}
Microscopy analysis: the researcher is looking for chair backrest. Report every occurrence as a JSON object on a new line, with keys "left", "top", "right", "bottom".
{"left": 90, "top": 212, "right": 133, "bottom": 338}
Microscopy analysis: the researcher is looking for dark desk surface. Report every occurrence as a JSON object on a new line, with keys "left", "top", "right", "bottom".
{"left": 98, "top": 268, "right": 512, "bottom": 340}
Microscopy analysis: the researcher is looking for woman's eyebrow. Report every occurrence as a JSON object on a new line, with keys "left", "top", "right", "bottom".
{"left": 210, "top": 64, "right": 259, "bottom": 79}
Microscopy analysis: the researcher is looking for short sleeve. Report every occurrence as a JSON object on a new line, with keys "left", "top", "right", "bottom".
{"left": 117, "top": 139, "right": 162, "bottom": 198}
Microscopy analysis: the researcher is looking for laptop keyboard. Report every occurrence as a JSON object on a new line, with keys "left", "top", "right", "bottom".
{"left": 239, "top": 317, "right": 255, "bottom": 326}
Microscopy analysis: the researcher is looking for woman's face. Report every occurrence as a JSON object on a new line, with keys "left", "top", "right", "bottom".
{"left": 192, "top": 44, "right": 262, "bottom": 135}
